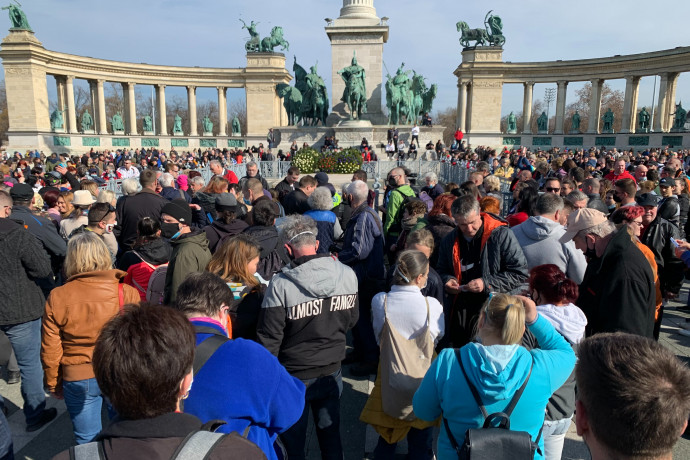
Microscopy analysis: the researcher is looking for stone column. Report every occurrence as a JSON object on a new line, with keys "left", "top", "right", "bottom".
{"left": 88, "top": 80, "right": 98, "bottom": 130}
{"left": 217, "top": 87, "right": 227, "bottom": 136}
{"left": 55, "top": 76, "right": 66, "bottom": 114}
{"left": 522, "top": 81, "right": 534, "bottom": 134}
{"left": 620, "top": 76, "right": 640, "bottom": 134}
{"left": 554, "top": 81, "right": 568, "bottom": 134}
{"left": 654, "top": 73, "right": 669, "bottom": 132}
{"left": 155, "top": 84, "right": 167, "bottom": 135}
{"left": 96, "top": 80, "right": 107, "bottom": 134}
{"left": 124, "top": 82, "right": 137, "bottom": 135}
{"left": 65, "top": 76, "right": 77, "bottom": 134}
{"left": 187, "top": 86, "right": 198, "bottom": 136}
{"left": 587, "top": 79, "right": 603, "bottom": 134}
{"left": 664, "top": 73, "right": 679, "bottom": 132}
{"left": 456, "top": 81, "right": 468, "bottom": 132}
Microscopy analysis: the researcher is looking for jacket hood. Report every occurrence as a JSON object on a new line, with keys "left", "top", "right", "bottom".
{"left": 66, "top": 268, "right": 127, "bottom": 284}
{"left": 462, "top": 343, "right": 532, "bottom": 402}
{"left": 427, "top": 213, "right": 455, "bottom": 227}
{"left": 170, "top": 230, "right": 209, "bottom": 250}
{"left": 193, "top": 192, "right": 217, "bottom": 207}
{"left": 515, "top": 216, "right": 564, "bottom": 241}
{"left": 280, "top": 254, "right": 342, "bottom": 298}
{"left": 244, "top": 226, "right": 280, "bottom": 258}
{"left": 536, "top": 304, "right": 587, "bottom": 344}
{"left": 210, "top": 219, "right": 248, "bottom": 235}
{"left": 132, "top": 238, "right": 172, "bottom": 265}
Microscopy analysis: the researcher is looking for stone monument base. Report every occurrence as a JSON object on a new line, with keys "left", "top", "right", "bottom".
{"left": 82, "top": 129, "right": 95, "bottom": 135}
{"left": 113, "top": 130, "right": 124, "bottom": 135}
{"left": 52, "top": 128, "right": 65, "bottom": 133}
{"left": 466, "top": 131, "right": 690, "bottom": 150}
{"left": 173, "top": 132, "right": 183, "bottom": 136}
{"left": 143, "top": 131, "right": 154, "bottom": 136}
{"left": 337, "top": 119, "right": 373, "bottom": 128}
{"left": 202, "top": 132, "right": 213, "bottom": 137}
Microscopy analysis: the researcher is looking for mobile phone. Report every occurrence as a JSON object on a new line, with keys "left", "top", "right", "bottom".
{"left": 670, "top": 237, "right": 680, "bottom": 248}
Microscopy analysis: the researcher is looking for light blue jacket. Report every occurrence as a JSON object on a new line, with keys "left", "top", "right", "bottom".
{"left": 412, "top": 315, "right": 576, "bottom": 460}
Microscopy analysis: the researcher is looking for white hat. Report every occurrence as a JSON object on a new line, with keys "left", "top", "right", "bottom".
{"left": 72, "top": 189, "right": 96, "bottom": 207}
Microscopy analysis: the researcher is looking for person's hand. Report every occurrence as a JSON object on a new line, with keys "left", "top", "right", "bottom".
{"left": 677, "top": 240, "right": 690, "bottom": 250}
{"left": 515, "top": 295, "right": 538, "bottom": 323}
{"left": 465, "top": 278, "right": 485, "bottom": 293}
{"left": 50, "top": 387, "right": 64, "bottom": 400}
{"left": 675, "top": 247, "right": 687, "bottom": 259}
{"left": 189, "top": 204, "right": 201, "bottom": 210}
{"left": 445, "top": 279, "right": 460, "bottom": 295}
{"left": 390, "top": 243, "right": 397, "bottom": 252}
{"left": 665, "top": 292, "right": 679, "bottom": 301}
{"left": 55, "top": 165, "right": 67, "bottom": 175}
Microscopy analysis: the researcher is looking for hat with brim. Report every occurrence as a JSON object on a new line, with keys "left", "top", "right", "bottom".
{"left": 559, "top": 208, "right": 608, "bottom": 243}
{"left": 635, "top": 193, "right": 659, "bottom": 207}
{"left": 72, "top": 190, "right": 96, "bottom": 207}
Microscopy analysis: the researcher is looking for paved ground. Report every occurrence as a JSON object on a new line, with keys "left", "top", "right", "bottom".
{"left": 3, "top": 264, "right": 690, "bottom": 459}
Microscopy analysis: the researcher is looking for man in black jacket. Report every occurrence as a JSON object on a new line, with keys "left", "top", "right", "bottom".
{"left": 118, "top": 169, "right": 168, "bottom": 253}
{"left": 560, "top": 208, "right": 655, "bottom": 338}
{"left": 581, "top": 178, "right": 609, "bottom": 214}
{"left": 282, "top": 175, "right": 316, "bottom": 216}
{"left": 0, "top": 191, "right": 58, "bottom": 431}
{"left": 243, "top": 199, "right": 290, "bottom": 280}
{"left": 657, "top": 177, "right": 680, "bottom": 227}
{"left": 637, "top": 193, "right": 684, "bottom": 339}
{"left": 275, "top": 166, "right": 300, "bottom": 203}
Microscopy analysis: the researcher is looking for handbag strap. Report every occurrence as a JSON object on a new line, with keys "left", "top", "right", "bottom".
{"left": 192, "top": 325, "right": 229, "bottom": 377}
{"left": 118, "top": 283, "right": 124, "bottom": 314}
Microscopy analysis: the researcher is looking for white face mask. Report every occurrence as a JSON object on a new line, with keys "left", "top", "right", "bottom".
{"left": 105, "top": 222, "right": 116, "bottom": 233}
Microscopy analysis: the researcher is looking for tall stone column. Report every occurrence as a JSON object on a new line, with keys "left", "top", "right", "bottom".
{"left": 155, "top": 84, "right": 167, "bottom": 135}
{"left": 88, "top": 80, "right": 98, "bottom": 130}
{"left": 664, "top": 73, "right": 679, "bottom": 132}
{"left": 96, "top": 80, "right": 107, "bottom": 134}
{"left": 187, "top": 86, "right": 198, "bottom": 136}
{"left": 522, "top": 81, "right": 534, "bottom": 134}
{"left": 65, "top": 76, "right": 77, "bottom": 134}
{"left": 124, "top": 82, "right": 137, "bottom": 135}
{"left": 654, "top": 73, "right": 669, "bottom": 132}
{"left": 217, "top": 87, "right": 227, "bottom": 136}
{"left": 456, "top": 81, "right": 468, "bottom": 133}
{"left": 587, "top": 79, "right": 603, "bottom": 134}
{"left": 55, "top": 76, "right": 66, "bottom": 114}
{"left": 620, "top": 76, "right": 640, "bottom": 134}
{"left": 554, "top": 80, "right": 568, "bottom": 134}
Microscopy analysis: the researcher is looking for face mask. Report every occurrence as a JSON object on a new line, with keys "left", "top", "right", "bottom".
{"left": 388, "top": 177, "right": 397, "bottom": 187}
{"left": 402, "top": 216, "right": 418, "bottom": 230}
{"left": 161, "top": 222, "right": 181, "bottom": 239}
{"left": 583, "top": 241, "right": 598, "bottom": 260}
{"left": 105, "top": 223, "right": 116, "bottom": 234}
{"left": 243, "top": 198, "right": 251, "bottom": 205}
{"left": 612, "top": 194, "right": 622, "bottom": 203}
{"left": 608, "top": 204, "right": 616, "bottom": 210}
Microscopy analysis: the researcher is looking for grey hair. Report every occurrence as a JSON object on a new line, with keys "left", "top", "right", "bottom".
{"left": 159, "top": 173, "right": 175, "bottom": 188}
{"left": 575, "top": 220, "right": 616, "bottom": 240}
{"left": 346, "top": 180, "right": 369, "bottom": 204}
{"left": 189, "top": 176, "right": 205, "bottom": 186}
{"left": 424, "top": 172, "right": 438, "bottom": 184}
{"left": 280, "top": 214, "right": 318, "bottom": 248}
{"left": 536, "top": 193, "right": 563, "bottom": 216}
{"left": 209, "top": 159, "right": 221, "bottom": 169}
{"left": 582, "top": 178, "right": 600, "bottom": 193}
{"left": 451, "top": 195, "right": 480, "bottom": 218}
{"left": 307, "top": 186, "right": 334, "bottom": 211}
{"left": 121, "top": 178, "right": 141, "bottom": 196}
{"left": 566, "top": 190, "right": 588, "bottom": 203}
{"left": 483, "top": 175, "right": 501, "bottom": 193}
{"left": 246, "top": 161, "right": 258, "bottom": 169}
{"left": 97, "top": 190, "right": 116, "bottom": 205}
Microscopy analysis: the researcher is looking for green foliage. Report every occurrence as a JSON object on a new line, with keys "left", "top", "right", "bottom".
{"left": 293, "top": 147, "right": 363, "bottom": 174}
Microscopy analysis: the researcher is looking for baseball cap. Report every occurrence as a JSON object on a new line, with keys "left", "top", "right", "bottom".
{"left": 658, "top": 177, "right": 675, "bottom": 188}
{"left": 314, "top": 172, "right": 329, "bottom": 185}
{"left": 559, "top": 208, "right": 608, "bottom": 243}
{"left": 9, "top": 183, "right": 34, "bottom": 201}
{"left": 635, "top": 193, "right": 659, "bottom": 207}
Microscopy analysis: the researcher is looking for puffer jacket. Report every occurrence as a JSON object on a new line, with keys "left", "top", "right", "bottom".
{"left": 437, "top": 213, "right": 528, "bottom": 294}
{"left": 41, "top": 269, "right": 140, "bottom": 389}
{"left": 163, "top": 231, "right": 212, "bottom": 304}
{"left": 0, "top": 218, "right": 52, "bottom": 325}
{"left": 338, "top": 203, "right": 385, "bottom": 282}
{"left": 426, "top": 213, "right": 456, "bottom": 268}
{"left": 192, "top": 192, "right": 221, "bottom": 227}
{"left": 242, "top": 225, "right": 290, "bottom": 280}
{"left": 640, "top": 216, "right": 684, "bottom": 296}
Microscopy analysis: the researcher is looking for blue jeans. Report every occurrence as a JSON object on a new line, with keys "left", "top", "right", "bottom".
{"left": 63, "top": 378, "right": 103, "bottom": 444}
{"left": 542, "top": 417, "right": 572, "bottom": 460}
{"left": 281, "top": 369, "right": 342, "bottom": 460}
{"left": 0, "top": 318, "right": 46, "bottom": 426}
{"left": 374, "top": 426, "right": 433, "bottom": 460}
{"left": 0, "top": 409, "right": 13, "bottom": 460}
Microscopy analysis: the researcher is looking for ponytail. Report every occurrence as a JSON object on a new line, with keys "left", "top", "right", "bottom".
{"left": 480, "top": 293, "right": 525, "bottom": 345}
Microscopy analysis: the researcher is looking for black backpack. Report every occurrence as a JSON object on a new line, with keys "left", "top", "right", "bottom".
{"left": 443, "top": 349, "right": 542, "bottom": 460}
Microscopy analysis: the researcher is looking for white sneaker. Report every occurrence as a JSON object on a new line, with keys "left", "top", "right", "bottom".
{"left": 678, "top": 328, "right": 690, "bottom": 337}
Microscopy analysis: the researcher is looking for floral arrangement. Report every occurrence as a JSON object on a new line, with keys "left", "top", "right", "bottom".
{"left": 291, "top": 148, "right": 321, "bottom": 174}
{"left": 292, "top": 147, "right": 363, "bottom": 174}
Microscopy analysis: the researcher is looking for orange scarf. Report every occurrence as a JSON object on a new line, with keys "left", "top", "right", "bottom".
{"left": 451, "top": 213, "right": 506, "bottom": 284}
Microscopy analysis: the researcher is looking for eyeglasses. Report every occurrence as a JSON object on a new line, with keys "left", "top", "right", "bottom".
{"left": 545, "top": 187, "right": 560, "bottom": 192}
{"left": 629, "top": 220, "right": 643, "bottom": 227}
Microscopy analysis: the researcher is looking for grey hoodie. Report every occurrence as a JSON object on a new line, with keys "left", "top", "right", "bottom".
{"left": 511, "top": 216, "right": 587, "bottom": 284}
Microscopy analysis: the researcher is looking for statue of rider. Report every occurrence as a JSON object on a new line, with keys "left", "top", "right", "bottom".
{"left": 338, "top": 53, "right": 367, "bottom": 113}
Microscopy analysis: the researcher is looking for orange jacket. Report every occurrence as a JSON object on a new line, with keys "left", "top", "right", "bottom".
{"left": 452, "top": 213, "right": 507, "bottom": 284}
{"left": 41, "top": 269, "right": 140, "bottom": 390}
{"left": 635, "top": 241, "right": 663, "bottom": 320}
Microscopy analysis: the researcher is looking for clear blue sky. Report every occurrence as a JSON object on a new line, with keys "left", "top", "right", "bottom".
{"left": 2, "top": 0, "right": 689, "bottom": 119}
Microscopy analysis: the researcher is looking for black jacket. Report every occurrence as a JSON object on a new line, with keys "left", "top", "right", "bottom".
{"left": 118, "top": 188, "right": 168, "bottom": 250}
{"left": 282, "top": 189, "right": 310, "bottom": 215}
{"left": 243, "top": 225, "right": 290, "bottom": 280}
{"left": 192, "top": 192, "right": 221, "bottom": 227}
{"left": 52, "top": 412, "right": 266, "bottom": 460}
{"left": 240, "top": 174, "right": 269, "bottom": 192}
{"left": 160, "top": 186, "right": 191, "bottom": 203}
{"left": 678, "top": 194, "right": 689, "bottom": 238}
{"left": 640, "top": 216, "right": 684, "bottom": 295}
{"left": 586, "top": 193, "right": 609, "bottom": 214}
{"left": 658, "top": 196, "right": 680, "bottom": 227}
{"left": 10, "top": 205, "right": 66, "bottom": 259}
{"left": 274, "top": 178, "right": 295, "bottom": 203}
{"left": 117, "top": 238, "right": 172, "bottom": 272}
{"left": 204, "top": 219, "right": 249, "bottom": 253}
{"left": 577, "top": 228, "right": 655, "bottom": 338}
{"left": 0, "top": 218, "right": 52, "bottom": 325}
{"left": 427, "top": 214, "right": 456, "bottom": 268}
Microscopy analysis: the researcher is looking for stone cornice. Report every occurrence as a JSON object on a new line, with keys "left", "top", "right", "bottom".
{"left": 454, "top": 46, "right": 690, "bottom": 83}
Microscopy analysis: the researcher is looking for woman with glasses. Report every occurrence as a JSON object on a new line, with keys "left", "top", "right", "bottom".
{"left": 42, "top": 232, "right": 140, "bottom": 444}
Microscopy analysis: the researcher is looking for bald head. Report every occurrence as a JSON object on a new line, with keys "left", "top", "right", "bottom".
{"left": 582, "top": 178, "right": 600, "bottom": 195}
{"left": 389, "top": 167, "right": 406, "bottom": 186}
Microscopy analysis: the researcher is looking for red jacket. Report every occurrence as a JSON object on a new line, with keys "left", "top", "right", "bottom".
{"left": 223, "top": 169, "right": 239, "bottom": 184}
{"left": 605, "top": 170, "right": 636, "bottom": 184}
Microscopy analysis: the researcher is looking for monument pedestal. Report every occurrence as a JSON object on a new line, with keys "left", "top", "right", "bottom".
{"left": 52, "top": 128, "right": 65, "bottom": 133}
{"left": 82, "top": 129, "right": 95, "bottom": 135}
{"left": 143, "top": 131, "right": 154, "bottom": 136}
{"left": 113, "top": 130, "right": 124, "bottom": 135}
{"left": 173, "top": 132, "right": 183, "bottom": 136}
{"left": 202, "top": 132, "right": 213, "bottom": 137}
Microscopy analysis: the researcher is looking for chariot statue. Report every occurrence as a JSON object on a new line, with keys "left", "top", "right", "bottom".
{"left": 456, "top": 10, "right": 505, "bottom": 48}
{"left": 241, "top": 19, "right": 289, "bottom": 53}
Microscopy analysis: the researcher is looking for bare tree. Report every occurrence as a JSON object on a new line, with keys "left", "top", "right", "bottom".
{"left": 104, "top": 83, "right": 124, "bottom": 133}
{"left": 197, "top": 100, "right": 219, "bottom": 135}
{"left": 565, "top": 83, "right": 624, "bottom": 133}
{"left": 229, "top": 99, "right": 246, "bottom": 136}
{"left": 432, "top": 107, "right": 456, "bottom": 146}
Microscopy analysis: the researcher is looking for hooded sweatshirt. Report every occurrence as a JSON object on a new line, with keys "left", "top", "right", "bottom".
{"left": 511, "top": 216, "right": 587, "bottom": 284}
{"left": 413, "top": 314, "right": 576, "bottom": 460}
{"left": 257, "top": 254, "right": 359, "bottom": 379}
{"left": 163, "top": 230, "right": 212, "bottom": 305}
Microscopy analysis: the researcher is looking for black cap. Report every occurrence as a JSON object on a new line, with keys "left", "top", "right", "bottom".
{"left": 9, "top": 183, "right": 34, "bottom": 201}
{"left": 659, "top": 177, "right": 675, "bottom": 188}
{"left": 636, "top": 193, "right": 659, "bottom": 207}
{"left": 160, "top": 199, "right": 192, "bottom": 224}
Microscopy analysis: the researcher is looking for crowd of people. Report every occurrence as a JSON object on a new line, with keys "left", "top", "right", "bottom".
{"left": 0, "top": 144, "right": 690, "bottom": 460}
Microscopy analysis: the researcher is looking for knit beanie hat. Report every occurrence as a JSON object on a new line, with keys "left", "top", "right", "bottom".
{"left": 161, "top": 199, "right": 192, "bottom": 225}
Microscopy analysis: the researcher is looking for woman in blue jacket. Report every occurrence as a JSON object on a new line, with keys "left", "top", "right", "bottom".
{"left": 412, "top": 293, "right": 576, "bottom": 460}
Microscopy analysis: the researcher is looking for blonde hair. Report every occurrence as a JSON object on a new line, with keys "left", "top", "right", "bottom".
{"left": 406, "top": 228, "right": 435, "bottom": 253}
{"left": 483, "top": 175, "right": 501, "bottom": 193}
{"left": 97, "top": 189, "right": 116, "bottom": 205}
{"left": 392, "top": 250, "right": 428, "bottom": 286}
{"left": 80, "top": 180, "right": 99, "bottom": 198}
{"left": 59, "top": 191, "right": 74, "bottom": 218}
{"left": 638, "top": 180, "right": 656, "bottom": 194}
{"left": 479, "top": 293, "right": 525, "bottom": 345}
{"left": 207, "top": 234, "right": 261, "bottom": 287}
{"left": 64, "top": 232, "right": 112, "bottom": 279}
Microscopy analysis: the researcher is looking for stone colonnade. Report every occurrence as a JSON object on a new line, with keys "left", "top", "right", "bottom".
{"left": 455, "top": 46, "right": 690, "bottom": 147}
{"left": 0, "top": 30, "right": 291, "bottom": 152}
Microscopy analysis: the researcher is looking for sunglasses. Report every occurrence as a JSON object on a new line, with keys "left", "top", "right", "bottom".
{"left": 545, "top": 187, "right": 560, "bottom": 192}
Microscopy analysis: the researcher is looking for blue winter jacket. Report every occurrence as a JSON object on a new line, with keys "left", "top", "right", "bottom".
{"left": 184, "top": 319, "right": 306, "bottom": 460}
{"left": 337, "top": 203, "right": 385, "bottom": 281}
{"left": 304, "top": 209, "right": 336, "bottom": 255}
{"left": 412, "top": 314, "right": 576, "bottom": 460}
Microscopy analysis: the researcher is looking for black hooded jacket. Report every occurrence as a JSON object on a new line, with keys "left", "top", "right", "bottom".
{"left": 117, "top": 238, "right": 172, "bottom": 272}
